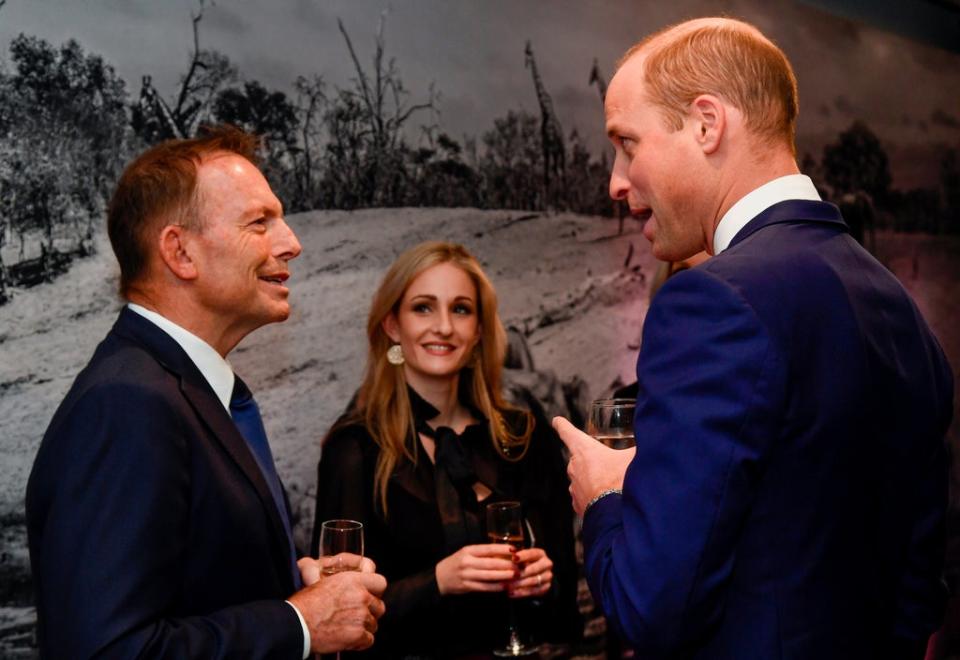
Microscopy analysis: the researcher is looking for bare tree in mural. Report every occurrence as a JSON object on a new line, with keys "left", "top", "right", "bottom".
{"left": 315, "top": 13, "right": 435, "bottom": 208}
{"left": 292, "top": 75, "right": 328, "bottom": 209}
{"left": 132, "top": 0, "right": 236, "bottom": 142}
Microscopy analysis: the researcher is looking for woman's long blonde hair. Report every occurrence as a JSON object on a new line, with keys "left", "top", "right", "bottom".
{"left": 351, "top": 241, "right": 532, "bottom": 515}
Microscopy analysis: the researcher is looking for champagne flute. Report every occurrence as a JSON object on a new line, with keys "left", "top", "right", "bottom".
{"left": 318, "top": 519, "right": 364, "bottom": 660}
{"left": 486, "top": 501, "right": 538, "bottom": 657}
{"left": 318, "top": 519, "right": 364, "bottom": 575}
{"left": 587, "top": 398, "right": 636, "bottom": 448}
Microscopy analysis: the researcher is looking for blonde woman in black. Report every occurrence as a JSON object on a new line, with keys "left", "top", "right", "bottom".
{"left": 312, "top": 241, "right": 580, "bottom": 658}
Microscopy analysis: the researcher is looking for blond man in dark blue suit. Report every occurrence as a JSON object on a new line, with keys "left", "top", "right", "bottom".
{"left": 555, "top": 18, "right": 953, "bottom": 659}
{"left": 27, "top": 126, "right": 386, "bottom": 658}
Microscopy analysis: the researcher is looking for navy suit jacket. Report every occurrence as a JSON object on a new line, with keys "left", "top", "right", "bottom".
{"left": 583, "top": 201, "right": 953, "bottom": 659}
{"left": 26, "top": 308, "right": 303, "bottom": 658}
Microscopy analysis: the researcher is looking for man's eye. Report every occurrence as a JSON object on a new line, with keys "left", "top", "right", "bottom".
{"left": 620, "top": 137, "right": 637, "bottom": 152}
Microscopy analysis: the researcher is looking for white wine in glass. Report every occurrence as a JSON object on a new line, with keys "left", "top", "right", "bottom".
{"left": 318, "top": 519, "right": 364, "bottom": 659}
{"left": 587, "top": 398, "right": 636, "bottom": 448}
{"left": 318, "top": 519, "right": 364, "bottom": 575}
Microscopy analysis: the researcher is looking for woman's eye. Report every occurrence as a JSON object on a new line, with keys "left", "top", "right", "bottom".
{"left": 453, "top": 304, "right": 473, "bottom": 315}
{"left": 413, "top": 303, "right": 431, "bottom": 313}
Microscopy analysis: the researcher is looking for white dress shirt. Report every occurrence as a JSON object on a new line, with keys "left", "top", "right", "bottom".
{"left": 712, "top": 174, "right": 822, "bottom": 255}
{"left": 127, "top": 303, "right": 311, "bottom": 659}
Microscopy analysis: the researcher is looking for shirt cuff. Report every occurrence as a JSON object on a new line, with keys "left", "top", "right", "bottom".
{"left": 285, "top": 600, "right": 311, "bottom": 660}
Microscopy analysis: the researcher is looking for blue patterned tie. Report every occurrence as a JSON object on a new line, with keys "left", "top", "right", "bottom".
{"left": 230, "top": 377, "right": 302, "bottom": 591}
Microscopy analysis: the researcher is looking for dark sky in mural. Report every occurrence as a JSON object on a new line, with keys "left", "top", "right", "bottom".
{"left": 2, "top": 0, "right": 959, "bottom": 189}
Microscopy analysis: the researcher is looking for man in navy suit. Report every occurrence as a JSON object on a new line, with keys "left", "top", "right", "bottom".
{"left": 27, "top": 126, "right": 386, "bottom": 658}
{"left": 554, "top": 17, "right": 953, "bottom": 659}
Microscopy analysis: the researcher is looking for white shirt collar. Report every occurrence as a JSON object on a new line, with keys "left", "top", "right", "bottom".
{"left": 127, "top": 303, "right": 235, "bottom": 412}
{"left": 713, "top": 174, "right": 821, "bottom": 254}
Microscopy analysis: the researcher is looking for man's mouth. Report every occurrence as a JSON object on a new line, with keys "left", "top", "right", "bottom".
{"left": 259, "top": 273, "right": 289, "bottom": 285}
{"left": 630, "top": 207, "right": 653, "bottom": 222}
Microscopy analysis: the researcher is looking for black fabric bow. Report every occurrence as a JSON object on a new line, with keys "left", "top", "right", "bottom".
{"left": 407, "top": 386, "right": 485, "bottom": 553}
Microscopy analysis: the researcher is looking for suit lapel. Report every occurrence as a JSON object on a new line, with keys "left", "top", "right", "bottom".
{"left": 728, "top": 199, "right": 847, "bottom": 250}
{"left": 112, "top": 308, "right": 295, "bottom": 590}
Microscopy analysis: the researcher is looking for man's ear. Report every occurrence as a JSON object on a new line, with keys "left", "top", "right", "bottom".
{"left": 158, "top": 224, "right": 199, "bottom": 281}
{"left": 690, "top": 94, "right": 725, "bottom": 155}
{"left": 382, "top": 313, "right": 401, "bottom": 343}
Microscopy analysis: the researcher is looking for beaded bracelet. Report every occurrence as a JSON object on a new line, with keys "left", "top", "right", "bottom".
{"left": 584, "top": 488, "right": 623, "bottom": 516}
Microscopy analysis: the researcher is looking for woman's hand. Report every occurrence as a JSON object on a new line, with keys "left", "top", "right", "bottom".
{"left": 507, "top": 548, "right": 553, "bottom": 598}
{"left": 436, "top": 544, "right": 518, "bottom": 595}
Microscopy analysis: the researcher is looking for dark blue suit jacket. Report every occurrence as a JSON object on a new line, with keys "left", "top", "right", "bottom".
{"left": 26, "top": 308, "right": 303, "bottom": 658}
{"left": 583, "top": 201, "right": 953, "bottom": 659}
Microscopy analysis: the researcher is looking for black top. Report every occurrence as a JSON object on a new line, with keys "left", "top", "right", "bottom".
{"left": 312, "top": 385, "right": 582, "bottom": 659}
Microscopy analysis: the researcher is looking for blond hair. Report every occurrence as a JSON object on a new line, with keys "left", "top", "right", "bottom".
{"left": 343, "top": 241, "right": 532, "bottom": 515}
{"left": 620, "top": 18, "right": 799, "bottom": 154}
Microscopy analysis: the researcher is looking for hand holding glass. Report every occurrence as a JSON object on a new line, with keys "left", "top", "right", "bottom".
{"left": 587, "top": 398, "right": 636, "bottom": 448}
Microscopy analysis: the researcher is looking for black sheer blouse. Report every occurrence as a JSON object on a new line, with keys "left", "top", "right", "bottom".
{"left": 311, "top": 386, "right": 582, "bottom": 659}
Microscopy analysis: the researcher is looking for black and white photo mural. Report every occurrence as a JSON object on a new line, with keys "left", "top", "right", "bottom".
{"left": 1, "top": 0, "right": 958, "bottom": 656}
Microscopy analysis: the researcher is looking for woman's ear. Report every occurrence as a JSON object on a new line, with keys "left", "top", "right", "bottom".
{"left": 690, "top": 94, "right": 725, "bottom": 155}
{"left": 382, "top": 313, "right": 401, "bottom": 343}
{"left": 158, "top": 224, "right": 198, "bottom": 281}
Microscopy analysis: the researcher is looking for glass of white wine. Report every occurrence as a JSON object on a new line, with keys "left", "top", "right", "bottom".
{"left": 587, "top": 398, "right": 636, "bottom": 448}
{"left": 318, "top": 519, "right": 364, "bottom": 660}
{"left": 318, "top": 519, "right": 364, "bottom": 576}
{"left": 486, "top": 501, "right": 538, "bottom": 657}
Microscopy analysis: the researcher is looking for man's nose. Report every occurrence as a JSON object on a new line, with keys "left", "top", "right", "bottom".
{"left": 275, "top": 218, "right": 302, "bottom": 261}
{"left": 609, "top": 155, "right": 630, "bottom": 201}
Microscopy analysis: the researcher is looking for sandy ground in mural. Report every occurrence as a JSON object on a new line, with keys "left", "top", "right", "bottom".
{"left": 1, "top": 209, "right": 958, "bottom": 654}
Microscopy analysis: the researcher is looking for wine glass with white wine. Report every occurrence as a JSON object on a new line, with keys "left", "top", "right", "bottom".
{"left": 587, "top": 398, "right": 636, "bottom": 448}
{"left": 318, "top": 519, "right": 364, "bottom": 660}
{"left": 318, "top": 519, "right": 364, "bottom": 575}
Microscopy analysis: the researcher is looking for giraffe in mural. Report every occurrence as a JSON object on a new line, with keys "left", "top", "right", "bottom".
{"left": 524, "top": 41, "right": 566, "bottom": 198}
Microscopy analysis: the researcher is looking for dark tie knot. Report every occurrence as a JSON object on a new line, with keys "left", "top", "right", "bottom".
{"left": 230, "top": 377, "right": 254, "bottom": 412}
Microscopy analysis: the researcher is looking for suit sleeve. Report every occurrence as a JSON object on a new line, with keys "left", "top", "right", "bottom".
{"left": 30, "top": 381, "right": 303, "bottom": 660}
{"left": 582, "top": 268, "right": 784, "bottom": 655}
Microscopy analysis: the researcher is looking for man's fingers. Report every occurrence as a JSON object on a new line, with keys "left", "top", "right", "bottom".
{"left": 553, "top": 416, "right": 592, "bottom": 450}
{"left": 356, "top": 572, "right": 388, "bottom": 596}
{"left": 368, "top": 596, "right": 386, "bottom": 619}
{"left": 360, "top": 557, "right": 377, "bottom": 573}
{"left": 349, "top": 630, "right": 375, "bottom": 651}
